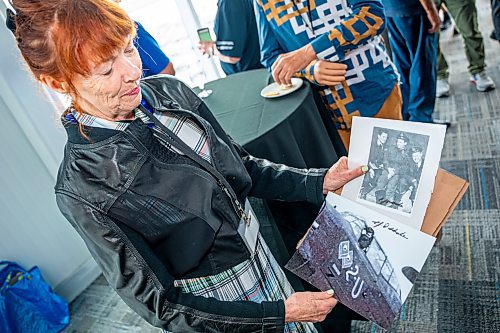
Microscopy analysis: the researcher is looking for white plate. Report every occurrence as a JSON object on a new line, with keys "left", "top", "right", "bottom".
{"left": 260, "top": 78, "right": 303, "bottom": 99}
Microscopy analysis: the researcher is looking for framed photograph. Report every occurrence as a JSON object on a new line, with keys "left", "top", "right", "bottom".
{"left": 342, "top": 118, "right": 446, "bottom": 230}
{"left": 286, "top": 193, "right": 436, "bottom": 329}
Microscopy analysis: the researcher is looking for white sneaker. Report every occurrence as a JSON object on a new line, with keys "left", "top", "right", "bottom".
{"left": 470, "top": 71, "right": 496, "bottom": 92}
{"left": 436, "top": 78, "right": 450, "bottom": 98}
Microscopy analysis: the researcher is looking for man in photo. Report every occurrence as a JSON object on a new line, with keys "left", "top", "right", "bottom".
{"left": 358, "top": 227, "right": 375, "bottom": 253}
{"left": 373, "top": 133, "right": 411, "bottom": 207}
{"left": 360, "top": 129, "right": 390, "bottom": 199}
{"left": 389, "top": 145, "right": 424, "bottom": 211}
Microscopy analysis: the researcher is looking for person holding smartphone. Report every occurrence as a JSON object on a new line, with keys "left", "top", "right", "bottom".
{"left": 198, "top": 0, "right": 262, "bottom": 75}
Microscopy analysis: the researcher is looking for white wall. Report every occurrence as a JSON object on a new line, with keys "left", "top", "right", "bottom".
{"left": 0, "top": 4, "right": 100, "bottom": 302}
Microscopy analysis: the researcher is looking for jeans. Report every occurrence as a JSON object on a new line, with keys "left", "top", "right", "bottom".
{"left": 386, "top": 15, "right": 438, "bottom": 123}
{"left": 492, "top": 0, "right": 500, "bottom": 40}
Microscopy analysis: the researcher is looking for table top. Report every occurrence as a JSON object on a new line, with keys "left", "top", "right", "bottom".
{"left": 199, "top": 69, "right": 310, "bottom": 147}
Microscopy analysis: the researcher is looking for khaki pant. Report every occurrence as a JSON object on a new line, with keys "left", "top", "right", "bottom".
{"left": 437, "top": 0, "right": 486, "bottom": 78}
{"left": 338, "top": 84, "right": 403, "bottom": 150}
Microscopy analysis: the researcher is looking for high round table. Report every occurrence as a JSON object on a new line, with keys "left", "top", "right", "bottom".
{"left": 199, "top": 68, "right": 344, "bottom": 169}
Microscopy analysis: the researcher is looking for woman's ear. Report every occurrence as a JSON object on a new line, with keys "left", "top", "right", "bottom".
{"left": 39, "top": 75, "right": 69, "bottom": 94}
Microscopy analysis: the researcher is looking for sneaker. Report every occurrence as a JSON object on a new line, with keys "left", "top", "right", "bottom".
{"left": 436, "top": 78, "right": 450, "bottom": 98}
{"left": 470, "top": 71, "right": 496, "bottom": 92}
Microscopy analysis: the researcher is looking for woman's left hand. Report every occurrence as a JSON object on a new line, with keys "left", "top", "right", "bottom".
{"left": 323, "top": 156, "right": 367, "bottom": 194}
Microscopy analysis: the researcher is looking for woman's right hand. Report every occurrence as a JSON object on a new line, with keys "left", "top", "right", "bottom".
{"left": 284, "top": 291, "right": 338, "bottom": 323}
{"left": 313, "top": 60, "right": 348, "bottom": 86}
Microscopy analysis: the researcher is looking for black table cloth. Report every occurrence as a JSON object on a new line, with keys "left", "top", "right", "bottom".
{"left": 200, "top": 68, "right": 343, "bottom": 169}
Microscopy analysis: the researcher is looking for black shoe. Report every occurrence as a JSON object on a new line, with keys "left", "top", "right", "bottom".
{"left": 440, "top": 17, "right": 451, "bottom": 31}
{"left": 375, "top": 190, "right": 386, "bottom": 204}
{"left": 490, "top": 31, "right": 500, "bottom": 41}
{"left": 435, "top": 229, "right": 444, "bottom": 245}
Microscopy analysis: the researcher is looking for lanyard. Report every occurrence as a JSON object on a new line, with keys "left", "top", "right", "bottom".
{"left": 291, "top": 0, "right": 315, "bottom": 36}
{"left": 138, "top": 101, "right": 251, "bottom": 226}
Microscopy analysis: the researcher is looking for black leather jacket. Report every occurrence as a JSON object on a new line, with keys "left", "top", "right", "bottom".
{"left": 55, "top": 76, "right": 327, "bottom": 332}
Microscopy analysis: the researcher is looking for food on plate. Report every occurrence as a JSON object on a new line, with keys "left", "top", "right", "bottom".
{"left": 279, "top": 83, "right": 293, "bottom": 90}
{"left": 264, "top": 91, "right": 280, "bottom": 97}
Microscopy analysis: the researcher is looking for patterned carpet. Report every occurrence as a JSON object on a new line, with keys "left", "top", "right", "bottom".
{"left": 65, "top": 1, "right": 499, "bottom": 332}
{"left": 353, "top": 0, "right": 500, "bottom": 331}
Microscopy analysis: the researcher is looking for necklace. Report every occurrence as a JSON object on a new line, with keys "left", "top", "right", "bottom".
{"left": 291, "top": 0, "right": 315, "bottom": 36}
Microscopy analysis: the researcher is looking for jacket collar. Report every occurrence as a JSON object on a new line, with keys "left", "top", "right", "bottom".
{"left": 140, "top": 79, "right": 181, "bottom": 111}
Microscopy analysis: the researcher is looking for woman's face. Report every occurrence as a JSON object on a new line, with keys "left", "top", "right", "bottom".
{"left": 71, "top": 37, "right": 143, "bottom": 121}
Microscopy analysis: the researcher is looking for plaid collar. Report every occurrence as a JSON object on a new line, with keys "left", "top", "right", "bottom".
{"left": 66, "top": 102, "right": 212, "bottom": 163}
{"left": 66, "top": 107, "right": 146, "bottom": 131}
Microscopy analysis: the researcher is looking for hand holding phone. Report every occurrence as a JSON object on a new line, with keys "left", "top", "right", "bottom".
{"left": 197, "top": 28, "right": 215, "bottom": 56}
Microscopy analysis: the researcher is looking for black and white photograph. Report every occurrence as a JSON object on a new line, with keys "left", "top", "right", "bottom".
{"left": 285, "top": 194, "right": 436, "bottom": 329}
{"left": 358, "top": 127, "right": 430, "bottom": 215}
{"left": 342, "top": 118, "right": 446, "bottom": 230}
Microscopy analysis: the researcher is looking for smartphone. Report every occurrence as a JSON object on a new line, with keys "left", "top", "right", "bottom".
{"left": 197, "top": 28, "right": 212, "bottom": 42}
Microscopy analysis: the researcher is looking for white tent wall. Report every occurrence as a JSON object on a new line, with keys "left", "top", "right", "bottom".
{"left": 0, "top": 2, "right": 100, "bottom": 302}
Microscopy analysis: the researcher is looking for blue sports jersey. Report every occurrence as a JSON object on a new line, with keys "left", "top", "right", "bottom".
{"left": 255, "top": 0, "right": 399, "bottom": 129}
{"left": 134, "top": 21, "right": 170, "bottom": 77}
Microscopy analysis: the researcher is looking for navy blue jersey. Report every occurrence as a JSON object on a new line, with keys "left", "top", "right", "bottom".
{"left": 214, "top": 0, "right": 263, "bottom": 75}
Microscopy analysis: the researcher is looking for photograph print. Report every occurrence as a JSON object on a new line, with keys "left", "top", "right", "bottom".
{"left": 358, "top": 127, "right": 430, "bottom": 215}
{"left": 285, "top": 193, "right": 436, "bottom": 329}
{"left": 342, "top": 117, "right": 446, "bottom": 230}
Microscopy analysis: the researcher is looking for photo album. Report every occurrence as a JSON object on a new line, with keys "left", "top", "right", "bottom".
{"left": 286, "top": 118, "right": 448, "bottom": 329}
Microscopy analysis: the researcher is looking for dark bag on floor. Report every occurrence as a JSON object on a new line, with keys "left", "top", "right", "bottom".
{"left": 0, "top": 261, "right": 70, "bottom": 333}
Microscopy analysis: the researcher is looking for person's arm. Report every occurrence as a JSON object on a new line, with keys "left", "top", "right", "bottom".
{"left": 269, "top": 0, "right": 388, "bottom": 85}
{"left": 160, "top": 61, "right": 175, "bottom": 75}
{"left": 419, "top": 0, "right": 441, "bottom": 33}
{"left": 254, "top": 0, "right": 286, "bottom": 69}
{"left": 208, "top": 0, "right": 249, "bottom": 66}
{"left": 238, "top": 146, "right": 365, "bottom": 201}
{"left": 295, "top": 60, "right": 347, "bottom": 86}
{"left": 194, "top": 101, "right": 324, "bottom": 205}
{"left": 308, "top": 0, "right": 387, "bottom": 61}
{"left": 198, "top": 41, "right": 241, "bottom": 64}
{"left": 215, "top": 49, "right": 241, "bottom": 64}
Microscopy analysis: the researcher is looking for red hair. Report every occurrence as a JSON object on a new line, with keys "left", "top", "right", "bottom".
{"left": 11, "top": 0, "right": 136, "bottom": 90}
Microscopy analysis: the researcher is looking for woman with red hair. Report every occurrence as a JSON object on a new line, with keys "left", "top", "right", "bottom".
{"left": 9, "top": 1, "right": 365, "bottom": 331}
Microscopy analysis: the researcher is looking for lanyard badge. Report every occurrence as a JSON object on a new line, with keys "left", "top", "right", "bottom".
{"left": 237, "top": 199, "right": 260, "bottom": 255}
